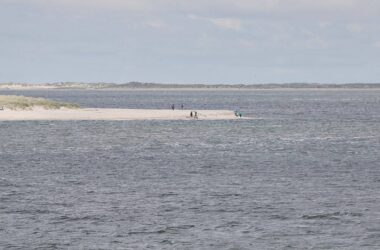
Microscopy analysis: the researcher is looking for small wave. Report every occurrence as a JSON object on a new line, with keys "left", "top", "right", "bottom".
{"left": 128, "top": 225, "right": 195, "bottom": 235}
{"left": 204, "top": 209, "right": 245, "bottom": 213}
{"left": 215, "top": 221, "right": 241, "bottom": 229}
{"left": 158, "top": 192, "right": 179, "bottom": 198}
{"left": 211, "top": 193, "right": 242, "bottom": 198}
{"left": 0, "top": 178, "right": 18, "bottom": 187}
{"left": 166, "top": 225, "right": 195, "bottom": 231}
{"left": 160, "top": 239, "right": 174, "bottom": 245}
{"left": 51, "top": 214, "right": 107, "bottom": 224}
{"left": 269, "top": 214, "right": 289, "bottom": 220}
{"left": 128, "top": 230, "right": 166, "bottom": 235}
{"left": 3, "top": 209, "right": 56, "bottom": 215}
{"left": 302, "top": 211, "right": 363, "bottom": 220}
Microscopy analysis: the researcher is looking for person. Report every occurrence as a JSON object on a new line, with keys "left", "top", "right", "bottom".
{"left": 190, "top": 111, "right": 193, "bottom": 117}
{"left": 194, "top": 111, "right": 198, "bottom": 119}
{"left": 171, "top": 104, "right": 175, "bottom": 110}
{"left": 181, "top": 104, "right": 184, "bottom": 110}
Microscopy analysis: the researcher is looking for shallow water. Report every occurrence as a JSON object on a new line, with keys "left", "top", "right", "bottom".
{"left": 1, "top": 89, "right": 380, "bottom": 249}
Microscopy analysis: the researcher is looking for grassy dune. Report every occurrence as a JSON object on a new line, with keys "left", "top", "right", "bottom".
{"left": 0, "top": 95, "right": 80, "bottom": 110}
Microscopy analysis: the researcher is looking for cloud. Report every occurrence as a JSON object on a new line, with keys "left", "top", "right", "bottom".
{"left": 318, "top": 22, "right": 331, "bottom": 29}
{"left": 215, "top": 0, "right": 369, "bottom": 13}
{"left": 12, "top": 0, "right": 380, "bottom": 28}
{"left": 146, "top": 20, "right": 167, "bottom": 29}
{"left": 238, "top": 39, "right": 256, "bottom": 48}
{"left": 22, "top": 0, "right": 155, "bottom": 12}
{"left": 23, "top": 0, "right": 380, "bottom": 14}
{"left": 346, "top": 23, "right": 363, "bottom": 33}
{"left": 304, "top": 31, "right": 329, "bottom": 49}
{"left": 188, "top": 15, "right": 243, "bottom": 31}
{"left": 209, "top": 18, "right": 243, "bottom": 31}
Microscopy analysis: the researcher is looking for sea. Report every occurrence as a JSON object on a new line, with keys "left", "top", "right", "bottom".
{"left": 0, "top": 89, "right": 380, "bottom": 249}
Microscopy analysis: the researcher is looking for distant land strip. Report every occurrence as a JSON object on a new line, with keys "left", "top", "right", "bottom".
{"left": 1, "top": 82, "right": 380, "bottom": 90}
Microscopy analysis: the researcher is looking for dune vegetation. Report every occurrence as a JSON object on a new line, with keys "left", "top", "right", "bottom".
{"left": 0, "top": 95, "right": 80, "bottom": 110}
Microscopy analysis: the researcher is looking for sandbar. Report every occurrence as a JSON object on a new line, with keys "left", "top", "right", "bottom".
{"left": 0, "top": 108, "right": 241, "bottom": 121}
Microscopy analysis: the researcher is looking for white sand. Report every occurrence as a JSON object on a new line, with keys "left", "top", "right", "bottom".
{"left": 0, "top": 107, "right": 241, "bottom": 121}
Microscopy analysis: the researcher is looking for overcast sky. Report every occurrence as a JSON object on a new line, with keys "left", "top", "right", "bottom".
{"left": 1, "top": 0, "right": 380, "bottom": 84}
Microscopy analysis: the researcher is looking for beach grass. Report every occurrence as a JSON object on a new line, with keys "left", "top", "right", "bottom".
{"left": 0, "top": 95, "right": 80, "bottom": 110}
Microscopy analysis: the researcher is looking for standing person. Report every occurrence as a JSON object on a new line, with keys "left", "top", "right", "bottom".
{"left": 190, "top": 111, "right": 193, "bottom": 117}
{"left": 171, "top": 104, "right": 175, "bottom": 110}
{"left": 181, "top": 104, "right": 184, "bottom": 110}
{"left": 194, "top": 111, "right": 198, "bottom": 119}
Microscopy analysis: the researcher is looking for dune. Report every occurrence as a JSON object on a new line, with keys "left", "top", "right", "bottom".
{"left": 0, "top": 95, "right": 80, "bottom": 110}
{"left": 0, "top": 107, "right": 241, "bottom": 121}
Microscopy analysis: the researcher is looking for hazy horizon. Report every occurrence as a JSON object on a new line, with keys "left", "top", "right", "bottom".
{"left": 2, "top": 82, "right": 380, "bottom": 87}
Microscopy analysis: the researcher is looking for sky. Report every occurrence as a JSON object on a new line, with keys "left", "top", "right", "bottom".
{"left": 1, "top": 0, "right": 380, "bottom": 84}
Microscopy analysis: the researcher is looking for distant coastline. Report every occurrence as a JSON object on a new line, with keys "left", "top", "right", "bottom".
{"left": 1, "top": 82, "right": 380, "bottom": 90}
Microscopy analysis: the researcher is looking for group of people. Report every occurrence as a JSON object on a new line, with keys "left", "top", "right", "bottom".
{"left": 234, "top": 111, "right": 243, "bottom": 117}
{"left": 171, "top": 104, "right": 242, "bottom": 119}
{"left": 171, "top": 104, "right": 184, "bottom": 110}
{"left": 189, "top": 111, "right": 198, "bottom": 119}
{"left": 170, "top": 104, "right": 200, "bottom": 119}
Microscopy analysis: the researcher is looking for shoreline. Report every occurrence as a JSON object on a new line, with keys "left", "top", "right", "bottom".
{"left": 0, "top": 108, "right": 242, "bottom": 121}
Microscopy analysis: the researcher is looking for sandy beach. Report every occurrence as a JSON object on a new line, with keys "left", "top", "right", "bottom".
{"left": 0, "top": 107, "right": 240, "bottom": 121}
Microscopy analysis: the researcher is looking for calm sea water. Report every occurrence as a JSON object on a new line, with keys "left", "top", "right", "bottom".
{"left": 1, "top": 89, "right": 380, "bottom": 249}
